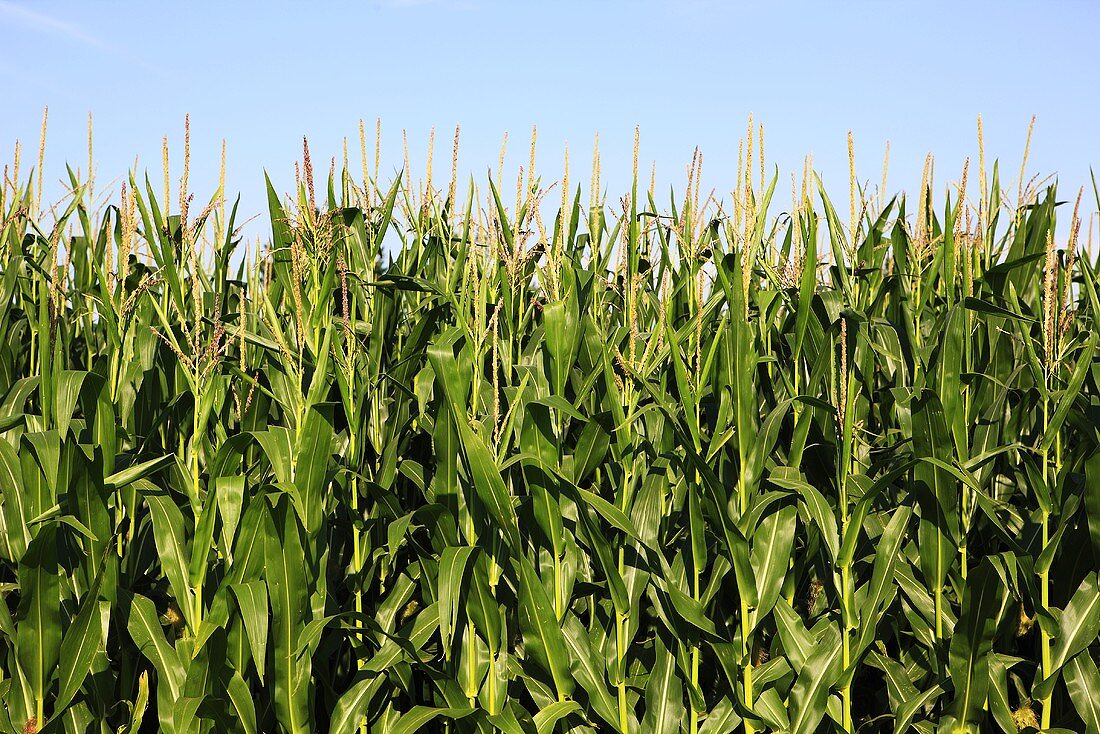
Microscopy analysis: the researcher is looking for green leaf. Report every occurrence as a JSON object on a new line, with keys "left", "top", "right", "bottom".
{"left": 293, "top": 403, "right": 335, "bottom": 533}
{"left": 788, "top": 622, "right": 844, "bottom": 734}
{"left": 266, "top": 498, "right": 311, "bottom": 734}
{"left": 15, "top": 523, "right": 61, "bottom": 720}
{"left": 855, "top": 507, "right": 912, "bottom": 658}
{"left": 912, "top": 390, "right": 959, "bottom": 596}
{"left": 230, "top": 581, "right": 269, "bottom": 680}
{"left": 962, "top": 296, "right": 1035, "bottom": 322}
{"left": 225, "top": 672, "right": 258, "bottom": 734}
{"left": 561, "top": 615, "right": 619, "bottom": 729}
{"left": 1035, "top": 572, "right": 1100, "bottom": 699}
{"left": 53, "top": 370, "right": 88, "bottom": 438}
{"left": 698, "top": 695, "right": 742, "bottom": 734}
{"left": 390, "top": 706, "right": 475, "bottom": 734}
{"left": 533, "top": 700, "right": 581, "bottom": 734}
{"left": 773, "top": 599, "right": 816, "bottom": 673}
{"left": 329, "top": 677, "right": 385, "bottom": 734}
{"left": 1085, "top": 453, "right": 1100, "bottom": 561}
{"left": 1041, "top": 329, "right": 1097, "bottom": 453}
{"left": 121, "top": 671, "right": 151, "bottom": 734}
{"left": 124, "top": 592, "right": 184, "bottom": 701}
{"left": 438, "top": 545, "right": 476, "bottom": 656}
{"left": 55, "top": 543, "right": 113, "bottom": 713}
{"left": 775, "top": 474, "right": 839, "bottom": 561}
{"left": 516, "top": 556, "right": 575, "bottom": 700}
{"left": 215, "top": 475, "right": 246, "bottom": 556}
{"left": 948, "top": 560, "right": 1001, "bottom": 728}
{"left": 104, "top": 453, "right": 174, "bottom": 490}
{"left": 428, "top": 330, "right": 522, "bottom": 550}
{"left": 145, "top": 492, "right": 193, "bottom": 627}
{"left": 1065, "top": 651, "right": 1100, "bottom": 734}
{"left": 893, "top": 684, "right": 944, "bottom": 734}
{"left": 640, "top": 635, "right": 684, "bottom": 734}
{"left": 749, "top": 505, "right": 796, "bottom": 631}
{"left": 544, "top": 296, "right": 581, "bottom": 397}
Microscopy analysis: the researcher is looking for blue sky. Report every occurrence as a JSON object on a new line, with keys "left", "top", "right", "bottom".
{"left": 2, "top": 0, "right": 1098, "bottom": 234}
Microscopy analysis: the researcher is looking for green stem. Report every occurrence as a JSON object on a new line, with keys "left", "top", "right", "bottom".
{"left": 349, "top": 426, "right": 363, "bottom": 629}
{"left": 109, "top": 348, "right": 128, "bottom": 556}
{"left": 962, "top": 307, "right": 971, "bottom": 582}
{"left": 739, "top": 474, "right": 755, "bottom": 734}
{"left": 787, "top": 370, "right": 802, "bottom": 607}
{"left": 1040, "top": 393, "right": 1052, "bottom": 729}
{"left": 691, "top": 472, "right": 701, "bottom": 734}
{"left": 488, "top": 649, "right": 497, "bottom": 711}
{"left": 191, "top": 387, "right": 203, "bottom": 628}
{"left": 841, "top": 565, "right": 852, "bottom": 732}
{"left": 617, "top": 604, "right": 628, "bottom": 733}
{"left": 28, "top": 278, "right": 37, "bottom": 378}
{"left": 467, "top": 621, "right": 477, "bottom": 707}
{"left": 690, "top": 644, "right": 700, "bottom": 734}
{"left": 742, "top": 596, "right": 755, "bottom": 734}
{"left": 618, "top": 442, "right": 633, "bottom": 732}
{"left": 839, "top": 356, "right": 855, "bottom": 731}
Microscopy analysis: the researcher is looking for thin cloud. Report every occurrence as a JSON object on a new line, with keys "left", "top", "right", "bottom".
{"left": 0, "top": 2, "right": 171, "bottom": 77}
{"left": 0, "top": 1, "right": 110, "bottom": 49}
{"left": 373, "top": 0, "right": 475, "bottom": 8}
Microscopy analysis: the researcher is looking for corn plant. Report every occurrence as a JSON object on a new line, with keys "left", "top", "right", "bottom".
{"left": 1, "top": 115, "right": 1100, "bottom": 734}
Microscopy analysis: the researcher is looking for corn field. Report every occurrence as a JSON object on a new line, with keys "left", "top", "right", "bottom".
{"left": 1, "top": 115, "right": 1099, "bottom": 734}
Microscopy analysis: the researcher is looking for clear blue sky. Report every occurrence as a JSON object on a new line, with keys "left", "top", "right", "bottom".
{"left": 3, "top": 0, "right": 1098, "bottom": 235}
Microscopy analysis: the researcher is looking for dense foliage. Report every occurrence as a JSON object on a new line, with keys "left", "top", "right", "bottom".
{"left": 1, "top": 120, "right": 1100, "bottom": 734}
